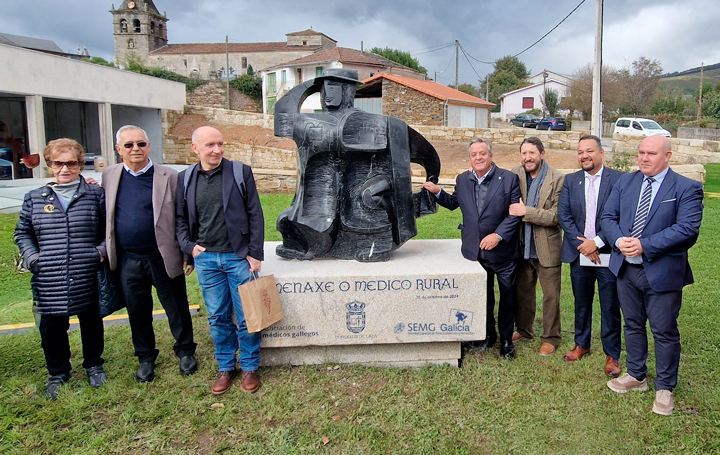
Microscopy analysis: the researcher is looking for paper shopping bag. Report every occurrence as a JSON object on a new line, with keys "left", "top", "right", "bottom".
{"left": 238, "top": 273, "right": 284, "bottom": 333}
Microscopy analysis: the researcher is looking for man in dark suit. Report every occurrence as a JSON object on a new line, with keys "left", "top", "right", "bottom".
{"left": 558, "top": 135, "right": 623, "bottom": 377}
{"left": 103, "top": 125, "right": 197, "bottom": 383}
{"left": 601, "top": 135, "right": 703, "bottom": 416}
{"left": 176, "top": 126, "right": 265, "bottom": 395}
{"left": 423, "top": 138, "right": 522, "bottom": 358}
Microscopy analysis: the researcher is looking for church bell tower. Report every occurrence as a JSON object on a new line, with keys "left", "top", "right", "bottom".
{"left": 110, "top": 0, "right": 168, "bottom": 65}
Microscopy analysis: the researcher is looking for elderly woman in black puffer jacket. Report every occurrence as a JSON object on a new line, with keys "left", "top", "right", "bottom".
{"left": 14, "top": 138, "right": 107, "bottom": 399}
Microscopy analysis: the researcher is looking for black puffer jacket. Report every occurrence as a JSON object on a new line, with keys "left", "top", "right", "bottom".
{"left": 14, "top": 177, "right": 106, "bottom": 316}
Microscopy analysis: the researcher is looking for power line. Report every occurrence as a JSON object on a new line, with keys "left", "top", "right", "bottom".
{"left": 408, "top": 42, "right": 455, "bottom": 53}
{"left": 412, "top": 42, "right": 456, "bottom": 56}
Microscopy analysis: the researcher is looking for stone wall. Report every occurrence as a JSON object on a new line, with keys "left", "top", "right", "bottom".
{"left": 382, "top": 79, "right": 445, "bottom": 126}
{"left": 612, "top": 134, "right": 720, "bottom": 164}
{"left": 412, "top": 125, "right": 589, "bottom": 150}
{"left": 677, "top": 127, "right": 720, "bottom": 141}
{"left": 186, "top": 81, "right": 260, "bottom": 112}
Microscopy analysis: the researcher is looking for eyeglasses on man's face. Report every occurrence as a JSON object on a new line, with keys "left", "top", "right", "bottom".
{"left": 122, "top": 141, "right": 148, "bottom": 149}
{"left": 47, "top": 160, "right": 80, "bottom": 170}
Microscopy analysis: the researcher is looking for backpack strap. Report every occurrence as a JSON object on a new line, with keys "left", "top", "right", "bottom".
{"left": 232, "top": 161, "right": 246, "bottom": 200}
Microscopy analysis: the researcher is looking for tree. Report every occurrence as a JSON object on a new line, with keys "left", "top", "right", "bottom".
{"left": 563, "top": 63, "right": 625, "bottom": 119}
{"left": 541, "top": 88, "right": 560, "bottom": 116}
{"left": 83, "top": 56, "right": 115, "bottom": 67}
{"left": 479, "top": 56, "right": 531, "bottom": 112}
{"left": 618, "top": 56, "right": 663, "bottom": 115}
{"left": 456, "top": 83, "right": 480, "bottom": 97}
{"left": 246, "top": 65, "right": 255, "bottom": 76}
{"left": 229, "top": 74, "right": 262, "bottom": 102}
{"left": 368, "top": 47, "right": 427, "bottom": 73}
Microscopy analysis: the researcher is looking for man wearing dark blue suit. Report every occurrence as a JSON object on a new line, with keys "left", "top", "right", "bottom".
{"left": 601, "top": 135, "right": 703, "bottom": 416}
{"left": 423, "top": 138, "right": 522, "bottom": 358}
{"left": 559, "top": 135, "right": 624, "bottom": 377}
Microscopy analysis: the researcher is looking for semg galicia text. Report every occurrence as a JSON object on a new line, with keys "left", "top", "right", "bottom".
{"left": 276, "top": 278, "right": 459, "bottom": 294}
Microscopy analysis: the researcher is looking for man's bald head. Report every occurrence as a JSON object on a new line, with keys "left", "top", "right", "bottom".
{"left": 638, "top": 135, "right": 672, "bottom": 177}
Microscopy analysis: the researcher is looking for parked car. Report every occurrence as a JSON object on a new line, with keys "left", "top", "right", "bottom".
{"left": 510, "top": 114, "right": 540, "bottom": 128}
{"left": 614, "top": 117, "right": 671, "bottom": 138}
{"left": 536, "top": 116, "right": 567, "bottom": 131}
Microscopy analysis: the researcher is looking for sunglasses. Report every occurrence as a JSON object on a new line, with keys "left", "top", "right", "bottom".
{"left": 47, "top": 160, "right": 80, "bottom": 170}
{"left": 122, "top": 141, "right": 148, "bottom": 149}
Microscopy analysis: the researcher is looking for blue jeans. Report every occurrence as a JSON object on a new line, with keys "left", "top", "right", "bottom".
{"left": 194, "top": 252, "right": 261, "bottom": 372}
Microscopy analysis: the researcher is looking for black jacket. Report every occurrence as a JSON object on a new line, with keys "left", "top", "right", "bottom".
{"left": 176, "top": 159, "right": 264, "bottom": 262}
{"left": 437, "top": 167, "right": 522, "bottom": 263}
{"left": 14, "top": 177, "right": 106, "bottom": 316}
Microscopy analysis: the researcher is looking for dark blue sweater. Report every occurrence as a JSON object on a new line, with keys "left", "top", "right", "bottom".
{"left": 115, "top": 166, "right": 161, "bottom": 260}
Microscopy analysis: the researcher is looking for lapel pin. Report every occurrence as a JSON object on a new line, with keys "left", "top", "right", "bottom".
{"left": 44, "top": 204, "right": 55, "bottom": 213}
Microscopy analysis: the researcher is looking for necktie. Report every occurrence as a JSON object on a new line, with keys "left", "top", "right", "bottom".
{"left": 630, "top": 177, "right": 655, "bottom": 238}
{"left": 584, "top": 175, "right": 598, "bottom": 238}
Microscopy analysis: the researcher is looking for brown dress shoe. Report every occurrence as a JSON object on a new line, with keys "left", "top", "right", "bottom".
{"left": 538, "top": 343, "right": 556, "bottom": 356}
{"left": 563, "top": 345, "right": 591, "bottom": 362}
{"left": 211, "top": 370, "right": 237, "bottom": 395}
{"left": 604, "top": 356, "right": 621, "bottom": 378}
{"left": 511, "top": 331, "right": 527, "bottom": 342}
{"left": 241, "top": 370, "right": 260, "bottom": 393}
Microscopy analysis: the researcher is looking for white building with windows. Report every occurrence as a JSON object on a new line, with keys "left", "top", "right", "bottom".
{"left": 499, "top": 78, "right": 569, "bottom": 121}
{"left": 259, "top": 47, "right": 426, "bottom": 114}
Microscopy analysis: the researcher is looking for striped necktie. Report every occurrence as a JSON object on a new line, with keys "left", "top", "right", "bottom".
{"left": 630, "top": 177, "right": 655, "bottom": 238}
{"left": 584, "top": 174, "right": 598, "bottom": 238}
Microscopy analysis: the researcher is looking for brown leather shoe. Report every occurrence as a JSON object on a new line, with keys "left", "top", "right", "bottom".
{"left": 511, "top": 331, "right": 527, "bottom": 342}
{"left": 563, "top": 345, "right": 591, "bottom": 362}
{"left": 538, "top": 343, "right": 556, "bottom": 356}
{"left": 604, "top": 356, "right": 621, "bottom": 378}
{"left": 241, "top": 370, "right": 260, "bottom": 393}
{"left": 211, "top": 370, "right": 237, "bottom": 395}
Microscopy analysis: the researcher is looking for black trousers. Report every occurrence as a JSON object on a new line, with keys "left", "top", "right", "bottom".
{"left": 119, "top": 255, "right": 196, "bottom": 363}
{"left": 478, "top": 256, "right": 517, "bottom": 343}
{"left": 569, "top": 259, "right": 622, "bottom": 359}
{"left": 39, "top": 310, "right": 104, "bottom": 376}
{"left": 617, "top": 263, "right": 683, "bottom": 391}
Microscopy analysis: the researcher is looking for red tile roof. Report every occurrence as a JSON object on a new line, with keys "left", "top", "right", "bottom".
{"left": 362, "top": 73, "right": 495, "bottom": 108}
{"left": 264, "top": 47, "right": 422, "bottom": 73}
{"left": 150, "top": 42, "right": 321, "bottom": 55}
{"left": 286, "top": 29, "right": 323, "bottom": 36}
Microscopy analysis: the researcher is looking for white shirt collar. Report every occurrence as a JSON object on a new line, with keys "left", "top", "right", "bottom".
{"left": 123, "top": 159, "right": 153, "bottom": 177}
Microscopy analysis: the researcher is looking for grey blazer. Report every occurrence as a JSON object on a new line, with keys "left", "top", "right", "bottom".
{"left": 102, "top": 163, "right": 185, "bottom": 278}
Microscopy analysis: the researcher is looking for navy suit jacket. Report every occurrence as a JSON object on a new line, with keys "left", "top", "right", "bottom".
{"left": 437, "top": 166, "right": 522, "bottom": 263}
{"left": 559, "top": 167, "right": 624, "bottom": 264}
{"left": 176, "top": 158, "right": 265, "bottom": 262}
{"left": 600, "top": 168, "right": 703, "bottom": 292}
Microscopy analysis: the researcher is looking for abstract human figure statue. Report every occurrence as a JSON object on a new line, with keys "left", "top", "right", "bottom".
{"left": 274, "top": 68, "right": 440, "bottom": 262}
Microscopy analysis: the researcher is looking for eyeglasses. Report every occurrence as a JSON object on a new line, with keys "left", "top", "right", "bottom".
{"left": 47, "top": 160, "right": 80, "bottom": 170}
{"left": 122, "top": 141, "right": 148, "bottom": 149}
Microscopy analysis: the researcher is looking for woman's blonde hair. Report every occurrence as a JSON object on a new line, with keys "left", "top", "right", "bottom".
{"left": 43, "top": 138, "right": 86, "bottom": 172}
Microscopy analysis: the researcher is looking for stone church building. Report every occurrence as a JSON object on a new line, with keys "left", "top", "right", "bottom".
{"left": 111, "top": 0, "right": 336, "bottom": 79}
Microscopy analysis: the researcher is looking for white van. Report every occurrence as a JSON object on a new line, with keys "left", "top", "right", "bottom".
{"left": 614, "top": 117, "right": 672, "bottom": 138}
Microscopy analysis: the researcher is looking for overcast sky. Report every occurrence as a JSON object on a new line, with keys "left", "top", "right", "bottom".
{"left": 2, "top": 0, "right": 718, "bottom": 86}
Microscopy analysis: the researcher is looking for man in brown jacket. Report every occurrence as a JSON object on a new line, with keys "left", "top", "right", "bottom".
{"left": 510, "top": 137, "right": 565, "bottom": 356}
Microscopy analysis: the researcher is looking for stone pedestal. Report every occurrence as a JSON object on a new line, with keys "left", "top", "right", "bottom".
{"left": 259, "top": 239, "right": 486, "bottom": 367}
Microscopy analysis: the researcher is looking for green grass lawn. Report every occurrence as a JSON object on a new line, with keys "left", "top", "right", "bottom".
{"left": 1, "top": 191, "right": 719, "bottom": 454}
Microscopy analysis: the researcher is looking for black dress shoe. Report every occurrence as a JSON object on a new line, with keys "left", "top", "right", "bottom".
{"left": 136, "top": 361, "right": 155, "bottom": 383}
{"left": 179, "top": 355, "right": 198, "bottom": 376}
{"left": 500, "top": 340, "right": 515, "bottom": 359}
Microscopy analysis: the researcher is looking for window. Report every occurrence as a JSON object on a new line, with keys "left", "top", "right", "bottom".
{"left": 133, "top": 19, "right": 141, "bottom": 33}
{"left": 632, "top": 121, "right": 642, "bottom": 130}
{"left": 522, "top": 97, "right": 534, "bottom": 109}
{"left": 150, "top": 21, "right": 156, "bottom": 34}
{"left": 267, "top": 73, "right": 276, "bottom": 93}
{"left": 302, "top": 40, "right": 308, "bottom": 45}
{"left": 297, "top": 68, "right": 302, "bottom": 83}
{"left": 241, "top": 57, "right": 247, "bottom": 69}
{"left": 120, "top": 19, "right": 128, "bottom": 33}
{"left": 183, "top": 59, "right": 187, "bottom": 68}
{"left": 267, "top": 96, "right": 277, "bottom": 114}
{"left": 316, "top": 67, "right": 324, "bottom": 77}
{"left": 281, "top": 70, "right": 287, "bottom": 86}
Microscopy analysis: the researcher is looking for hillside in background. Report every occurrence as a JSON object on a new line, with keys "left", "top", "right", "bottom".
{"left": 660, "top": 62, "right": 720, "bottom": 95}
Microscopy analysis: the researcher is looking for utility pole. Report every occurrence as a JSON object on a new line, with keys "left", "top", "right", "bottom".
{"left": 697, "top": 62, "right": 704, "bottom": 123}
{"left": 590, "top": 0, "right": 603, "bottom": 137}
{"left": 455, "top": 40, "right": 459, "bottom": 89}
{"left": 225, "top": 36, "right": 230, "bottom": 110}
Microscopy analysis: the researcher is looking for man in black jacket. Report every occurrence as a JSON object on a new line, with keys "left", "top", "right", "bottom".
{"left": 423, "top": 138, "right": 522, "bottom": 358}
{"left": 176, "top": 126, "right": 265, "bottom": 395}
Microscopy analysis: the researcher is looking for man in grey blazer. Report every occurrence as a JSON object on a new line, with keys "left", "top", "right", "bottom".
{"left": 510, "top": 137, "right": 565, "bottom": 356}
{"left": 558, "top": 135, "right": 624, "bottom": 377}
{"left": 103, "top": 125, "right": 197, "bottom": 383}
